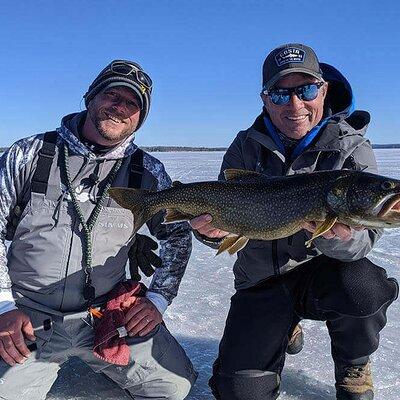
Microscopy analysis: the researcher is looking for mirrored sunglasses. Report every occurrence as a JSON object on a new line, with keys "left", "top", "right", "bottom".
{"left": 264, "top": 82, "right": 325, "bottom": 106}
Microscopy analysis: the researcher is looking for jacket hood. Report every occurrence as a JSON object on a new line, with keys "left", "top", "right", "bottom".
{"left": 56, "top": 111, "right": 139, "bottom": 160}
{"left": 320, "top": 62, "right": 354, "bottom": 119}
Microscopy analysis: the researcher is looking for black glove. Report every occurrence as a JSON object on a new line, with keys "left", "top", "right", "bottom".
{"left": 128, "top": 233, "right": 162, "bottom": 281}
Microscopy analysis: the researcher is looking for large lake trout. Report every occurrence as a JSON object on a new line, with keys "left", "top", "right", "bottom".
{"left": 108, "top": 169, "right": 400, "bottom": 255}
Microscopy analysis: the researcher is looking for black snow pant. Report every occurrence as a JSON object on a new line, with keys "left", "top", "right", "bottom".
{"left": 209, "top": 255, "right": 399, "bottom": 400}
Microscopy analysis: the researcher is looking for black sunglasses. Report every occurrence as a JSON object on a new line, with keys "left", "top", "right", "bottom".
{"left": 264, "top": 82, "right": 325, "bottom": 106}
{"left": 110, "top": 61, "right": 153, "bottom": 91}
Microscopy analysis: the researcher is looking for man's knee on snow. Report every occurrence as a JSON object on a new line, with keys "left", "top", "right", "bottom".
{"left": 315, "top": 258, "right": 398, "bottom": 317}
{"left": 153, "top": 380, "right": 193, "bottom": 400}
{"left": 209, "top": 369, "right": 280, "bottom": 400}
{"left": 126, "top": 377, "right": 194, "bottom": 400}
{"left": 167, "top": 377, "right": 194, "bottom": 400}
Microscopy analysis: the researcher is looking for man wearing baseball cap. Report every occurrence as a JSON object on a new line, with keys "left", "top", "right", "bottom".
{"left": 0, "top": 60, "right": 197, "bottom": 399}
{"left": 191, "top": 44, "right": 398, "bottom": 399}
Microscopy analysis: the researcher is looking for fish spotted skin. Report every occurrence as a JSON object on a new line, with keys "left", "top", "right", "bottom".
{"left": 108, "top": 169, "right": 400, "bottom": 249}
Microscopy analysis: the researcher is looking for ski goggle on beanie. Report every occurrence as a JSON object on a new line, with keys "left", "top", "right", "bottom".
{"left": 83, "top": 60, "right": 153, "bottom": 132}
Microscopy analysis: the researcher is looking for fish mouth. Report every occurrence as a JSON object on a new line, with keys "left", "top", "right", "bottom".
{"left": 378, "top": 193, "right": 400, "bottom": 219}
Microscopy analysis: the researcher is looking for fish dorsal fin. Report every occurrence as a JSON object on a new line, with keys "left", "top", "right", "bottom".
{"left": 224, "top": 168, "right": 265, "bottom": 182}
{"left": 172, "top": 181, "right": 183, "bottom": 187}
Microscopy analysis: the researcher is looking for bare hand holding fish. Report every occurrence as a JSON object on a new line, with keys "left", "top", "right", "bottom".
{"left": 190, "top": 214, "right": 230, "bottom": 239}
{"left": 302, "top": 221, "right": 354, "bottom": 241}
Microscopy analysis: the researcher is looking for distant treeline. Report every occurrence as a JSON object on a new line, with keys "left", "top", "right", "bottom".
{"left": 1, "top": 145, "right": 400, "bottom": 153}
{"left": 0, "top": 146, "right": 227, "bottom": 153}
{"left": 371, "top": 144, "right": 400, "bottom": 149}
{"left": 143, "top": 146, "right": 227, "bottom": 152}
{"left": 147, "top": 145, "right": 400, "bottom": 151}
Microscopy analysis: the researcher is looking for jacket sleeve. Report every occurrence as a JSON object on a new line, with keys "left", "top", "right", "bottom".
{"left": 0, "top": 137, "right": 42, "bottom": 312}
{"left": 310, "top": 140, "right": 383, "bottom": 261}
{"left": 144, "top": 161, "right": 192, "bottom": 307}
{"left": 218, "top": 133, "right": 246, "bottom": 181}
{"left": 0, "top": 149, "right": 16, "bottom": 303}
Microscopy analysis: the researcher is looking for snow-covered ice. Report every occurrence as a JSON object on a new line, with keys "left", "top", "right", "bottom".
{"left": 44, "top": 149, "right": 400, "bottom": 399}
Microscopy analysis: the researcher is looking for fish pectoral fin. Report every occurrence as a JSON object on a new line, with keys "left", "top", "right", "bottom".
{"left": 216, "top": 235, "right": 238, "bottom": 255}
{"left": 227, "top": 236, "right": 249, "bottom": 255}
{"left": 216, "top": 235, "right": 248, "bottom": 256}
{"left": 164, "top": 209, "right": 194, "bottom": 224}
{"left": 305, "top": 216, "right": 338, "bottom": 248}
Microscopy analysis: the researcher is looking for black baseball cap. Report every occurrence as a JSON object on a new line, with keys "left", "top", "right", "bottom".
{"left": 262, "top": 43, "right": 323, "bottom": 91}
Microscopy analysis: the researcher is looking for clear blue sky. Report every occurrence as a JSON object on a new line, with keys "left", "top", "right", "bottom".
{"left": 0, "top": 0, "right": 399, "bottom": 147}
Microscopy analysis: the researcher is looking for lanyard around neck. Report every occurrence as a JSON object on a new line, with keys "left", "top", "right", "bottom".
{"left": 61, "top": 143, "right": 123, "bottom": 305}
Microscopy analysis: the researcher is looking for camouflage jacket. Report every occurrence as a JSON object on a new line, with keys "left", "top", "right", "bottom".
{"left": 0, "top": 112, "right": 192, "bottom": 314}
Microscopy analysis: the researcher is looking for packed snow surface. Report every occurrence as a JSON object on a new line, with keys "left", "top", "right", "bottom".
{"left": 43, "top": 150, "right": 400, "bottom": 399}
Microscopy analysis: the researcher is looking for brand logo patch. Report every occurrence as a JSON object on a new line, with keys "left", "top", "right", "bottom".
{"left": 275, "top": 47, "right": 305, "bottom": 66}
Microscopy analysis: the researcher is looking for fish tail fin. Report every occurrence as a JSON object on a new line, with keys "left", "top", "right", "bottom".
{"left": 108, "top": 187, "right": 155, "bottom": 233}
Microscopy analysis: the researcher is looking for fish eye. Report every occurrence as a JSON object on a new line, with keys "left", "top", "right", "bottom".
{"left": 381, "top": 180, "right": 396, "bottom": 190}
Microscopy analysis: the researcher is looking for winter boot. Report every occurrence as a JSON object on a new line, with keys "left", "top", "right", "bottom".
{"left": 335, "top": 361, "right": 374, "bottom": 399}
{"left": 286, "top": 323, "right": 304, "bottom": 355}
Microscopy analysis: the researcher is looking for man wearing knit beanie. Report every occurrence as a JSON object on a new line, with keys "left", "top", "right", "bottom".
{"left": 82, "top": 59, "right": 152, "bottom": 147}
{"left": 0, "top": 60, "right": 197, "bottom": 399}
{"left": 85, "top": 60, "right": 152, "bottom": 133}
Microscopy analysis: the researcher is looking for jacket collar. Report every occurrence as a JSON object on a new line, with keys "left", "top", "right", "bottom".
{"left": 247, "top": 114, "right": 286, "bottom": 162}
{"left": 247, "top": 109, "right": 369, "bottom": 158}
